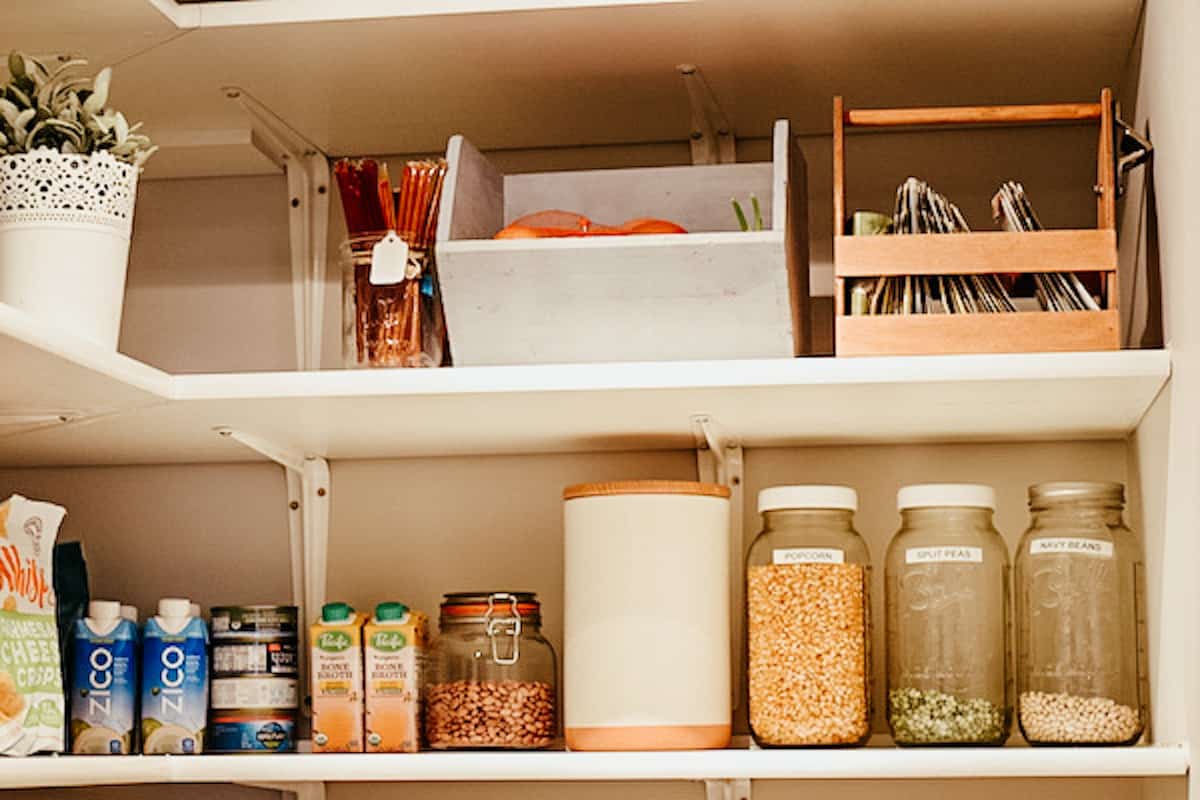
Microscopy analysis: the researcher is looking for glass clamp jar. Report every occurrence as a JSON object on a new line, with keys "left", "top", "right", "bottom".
{"left": 341, "top": 231, "right": 447, "bottom": 368}
{"left": 1016, "top": 481, "right": 1146, "bottom": 745}
{"left": 425, "top": 592, "right": 557, "bottom": 749}
{"left": 746, "top": 485, "right": 871, "bottom": 747}
{"left": 885, "top": 484, "right": 1012, "bottom": 746}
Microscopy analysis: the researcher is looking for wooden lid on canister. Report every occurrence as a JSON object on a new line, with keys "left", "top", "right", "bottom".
{"left": 563, "top": 479, "right": 731, "bottom": 501}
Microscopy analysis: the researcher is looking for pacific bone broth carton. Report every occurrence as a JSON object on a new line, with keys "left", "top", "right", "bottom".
{"left": 71, "top": 600, "right": 138, "bottom": 754}
{"left": 311, "top": 602, "right": 364, "bottom": 753}
{"left": 364, "top": 602, "right": 428, "bottom": 753}
{"left": 0, "top": 495, "right": 67, "bottom": 755}
{"left": 141, "top": 598, "right": 208, "bottom": 754}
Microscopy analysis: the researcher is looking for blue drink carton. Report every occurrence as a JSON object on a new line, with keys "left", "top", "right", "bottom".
{"left": 70, "top": 601, "right": 138, "bottom": 754}
{"left": 141, "top": 598, "right": 208, "bottom": 754}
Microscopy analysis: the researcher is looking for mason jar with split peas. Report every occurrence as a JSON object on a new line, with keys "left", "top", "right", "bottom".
{"left": 885, "top": 484, "right": 1012, "bottom": 746}
{"left": 425, "top": 592, "right": 557, "bottom": 750}
{"left": 747, "top": 486, "right": 871, "bottom": 747}
{"left": 1016, "top": 482, "right": 1145, "bottom": 745}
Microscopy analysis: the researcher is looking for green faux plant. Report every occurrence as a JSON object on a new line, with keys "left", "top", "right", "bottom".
{"left": 0, "top": 52, "right": 156, "bottom": 167}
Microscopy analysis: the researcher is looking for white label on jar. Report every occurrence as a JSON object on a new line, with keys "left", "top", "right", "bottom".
{"left": 1030, "top": 537, "right": 1114, "bottom": 558}
{"left": 905, "top": 546, "right": 984, "bottom": 564}
{"left": 772, "top": 548, "right": 845, "bottom": 565}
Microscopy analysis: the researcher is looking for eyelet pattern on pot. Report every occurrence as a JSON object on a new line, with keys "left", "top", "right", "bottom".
{"left": 0, "top": 147, "right": 138, "bottom": 233}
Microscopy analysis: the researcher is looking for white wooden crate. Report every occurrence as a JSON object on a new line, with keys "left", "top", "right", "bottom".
{"left": 435, "top": 120, "right": 809, "bottom": 366}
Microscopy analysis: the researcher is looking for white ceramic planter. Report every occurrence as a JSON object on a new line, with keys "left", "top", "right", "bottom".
{"left": 0, "top": 148, "right": 139, "bottom": 349}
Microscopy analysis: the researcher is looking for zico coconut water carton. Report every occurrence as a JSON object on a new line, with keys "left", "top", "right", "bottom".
{"left": 141, "top": 598, "right": 208, "bottom": 754}
{"left": 70, "top": 600, "right": 138, "bottom": 754}
{"left": 364, "top": 602, "right": 428, "bottom": 753}
{"left": 311, "top": 602, "right": 364, "bottom": 753}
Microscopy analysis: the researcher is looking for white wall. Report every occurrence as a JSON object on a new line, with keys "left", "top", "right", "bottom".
{"left": 1119, "top": 2, "right": 1200, "bottom": 797}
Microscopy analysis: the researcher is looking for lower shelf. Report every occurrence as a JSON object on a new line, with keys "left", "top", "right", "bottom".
{"left": 0, "top": 745, "right": 1187, "bottom": 789}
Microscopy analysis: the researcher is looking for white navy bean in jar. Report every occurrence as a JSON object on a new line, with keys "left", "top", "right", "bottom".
{"left": 885, "top": 484, "right": 1012, "bottom": 745}
{"left": 1016, "top": 481, "right": 1145, "bottom": 745}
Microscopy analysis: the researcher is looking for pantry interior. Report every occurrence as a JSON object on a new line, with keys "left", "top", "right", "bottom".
{"left": 0, "top": 0, "right": 1198, "bottom": 799}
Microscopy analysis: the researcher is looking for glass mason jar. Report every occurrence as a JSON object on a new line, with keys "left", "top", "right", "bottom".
{"left": 425, "top": 592, "right": 557, "bottom": 749}
{"left": 341, "top": 232, "right": 446, "bottom": 368}
{"left": 885, "top": 484, "right": 1012, "bottom": 746}
{"left": 746, "top": 486, "right": 871, "bottom": 747}
{"left": 1016, "top": 482, "right": 1145, "bottom": 745}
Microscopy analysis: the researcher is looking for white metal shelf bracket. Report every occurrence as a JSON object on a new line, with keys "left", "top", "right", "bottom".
{"left": 215, "top": 427, "right": 329, "bottom": 716}
{"left": 691, "top": 414, "right": 745, "bottom": 710}
{"left": 223, "top": 86, "right": 330, "bottom": 371}
{"left": 678, "top": 64, "right": 736, "bottom": 165}
{"left": 704, "top": 778, "right": 751, "bottom": 800}
{"left": 239, "top": 781, "right": 326, "bottom": 800}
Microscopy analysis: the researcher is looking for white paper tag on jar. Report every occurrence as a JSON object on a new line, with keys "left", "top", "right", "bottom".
{"left": 772, "top": 548, "right": 845, "bottom": 565}
{"left": 370, "top": 231, "right": 409, "bottom": 285}
{"left": 905, "top": 546, "right": 983, "bottom": 564}
{"left": 1030, "top": 537, "right": 1114, "bottom": 558}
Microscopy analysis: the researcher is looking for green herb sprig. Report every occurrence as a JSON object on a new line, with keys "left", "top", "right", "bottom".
{"left": 0, "top": 52, "right": 156, "bottom": 166}
{"left": 731, "top": 194, "right": 765, "bottom": 232}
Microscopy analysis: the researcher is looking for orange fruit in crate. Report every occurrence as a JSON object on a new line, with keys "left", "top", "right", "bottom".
{"left": 494, "top": 210, "right": 686, "bottom": 239}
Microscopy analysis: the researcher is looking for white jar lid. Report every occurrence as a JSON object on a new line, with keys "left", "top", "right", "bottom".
{"left": 758, "top": 485, "right": 858, "bottom": 512}
{"left": 898, "top": 483, "right": 996, "bottom": 511}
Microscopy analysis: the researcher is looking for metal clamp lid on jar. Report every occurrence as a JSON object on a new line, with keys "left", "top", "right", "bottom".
{"left": 439, "top": 591, "right": 540, "bottom": 667}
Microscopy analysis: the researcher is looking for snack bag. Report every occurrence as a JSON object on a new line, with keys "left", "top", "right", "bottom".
{"left": 0, "top": 495, "right": 67, "bottom": 755}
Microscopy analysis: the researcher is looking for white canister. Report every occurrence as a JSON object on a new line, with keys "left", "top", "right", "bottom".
{"left": 563, "top": 480, "right": 732, "bottom": 751}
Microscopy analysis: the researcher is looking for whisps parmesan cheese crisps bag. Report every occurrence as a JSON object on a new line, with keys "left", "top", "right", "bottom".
{"left": 0, "top": 495, "right": 67, "bottom": 754}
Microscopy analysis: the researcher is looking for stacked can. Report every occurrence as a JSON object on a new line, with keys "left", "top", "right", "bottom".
{"left": 208, "top": 605, "right": 299, "bottom": 753}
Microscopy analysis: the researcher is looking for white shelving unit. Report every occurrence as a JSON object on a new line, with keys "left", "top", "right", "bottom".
{"left": 23, "top": 0, "right": 1139, "bottom": 178}
{"left": 1, "top": 2, "right": 1197, "bottom": 800}
{"left": 0, "top": 746, "right": 1187, "bottom": 790}
{"left": 0, "top": 302, "right": 1170, "bottom": 465}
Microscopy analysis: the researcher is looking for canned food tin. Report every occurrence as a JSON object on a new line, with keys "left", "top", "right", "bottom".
{"left": 211, "top": 677, "right": 298, "bottom": 710}
{"left": 209, "top": 712, "right": 296, "bottom": 753}
{"left": 211, "top": 605, "right": 298, "bottom": 638}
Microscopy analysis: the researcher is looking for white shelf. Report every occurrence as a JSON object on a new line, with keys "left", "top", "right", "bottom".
{"left": 1, "top": 1, "right": 1141, "bottom": 176}
{"left": 0, "top": 746, "right": 1186, "bottom": 789}
{"left": 0, "top": 304, "right": 1171, "bottom": 466}
{"left": 0, "top": 304, "right": 169, "bottom": 440}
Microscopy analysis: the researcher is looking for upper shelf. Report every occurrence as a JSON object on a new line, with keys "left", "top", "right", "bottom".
{"left": 0, "top": 745, "right": 1186, "bottom": 789}
{"left": 0, "top": 303, "right": 1170, "bottom": 467}
{"left": 0, "top": 0, "right": 1141, "bottom": 177}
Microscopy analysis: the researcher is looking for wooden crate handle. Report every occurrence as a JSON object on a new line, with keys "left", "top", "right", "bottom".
{"left": 844, "top": 102, "right": 1102, "bottom": 128}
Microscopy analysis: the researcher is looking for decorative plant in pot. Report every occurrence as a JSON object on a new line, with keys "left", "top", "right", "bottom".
{"left": 0, "top": 53, "right": 156, "bottom": 349}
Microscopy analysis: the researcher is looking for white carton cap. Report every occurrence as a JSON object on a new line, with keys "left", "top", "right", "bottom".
{"left": 898, "top": 483, "right": 996, "bottom": 511}
{"left": 158, "top": 597, "right": 192, "bottom": 619}
{"left": 759, "top": 485, "right": 858, "bottom": 512}
{"left": 120, "top": 604, "right": 138, "bottom": 623}
{"left": 88, "top": 600, "right": 121, "bottom": 622}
